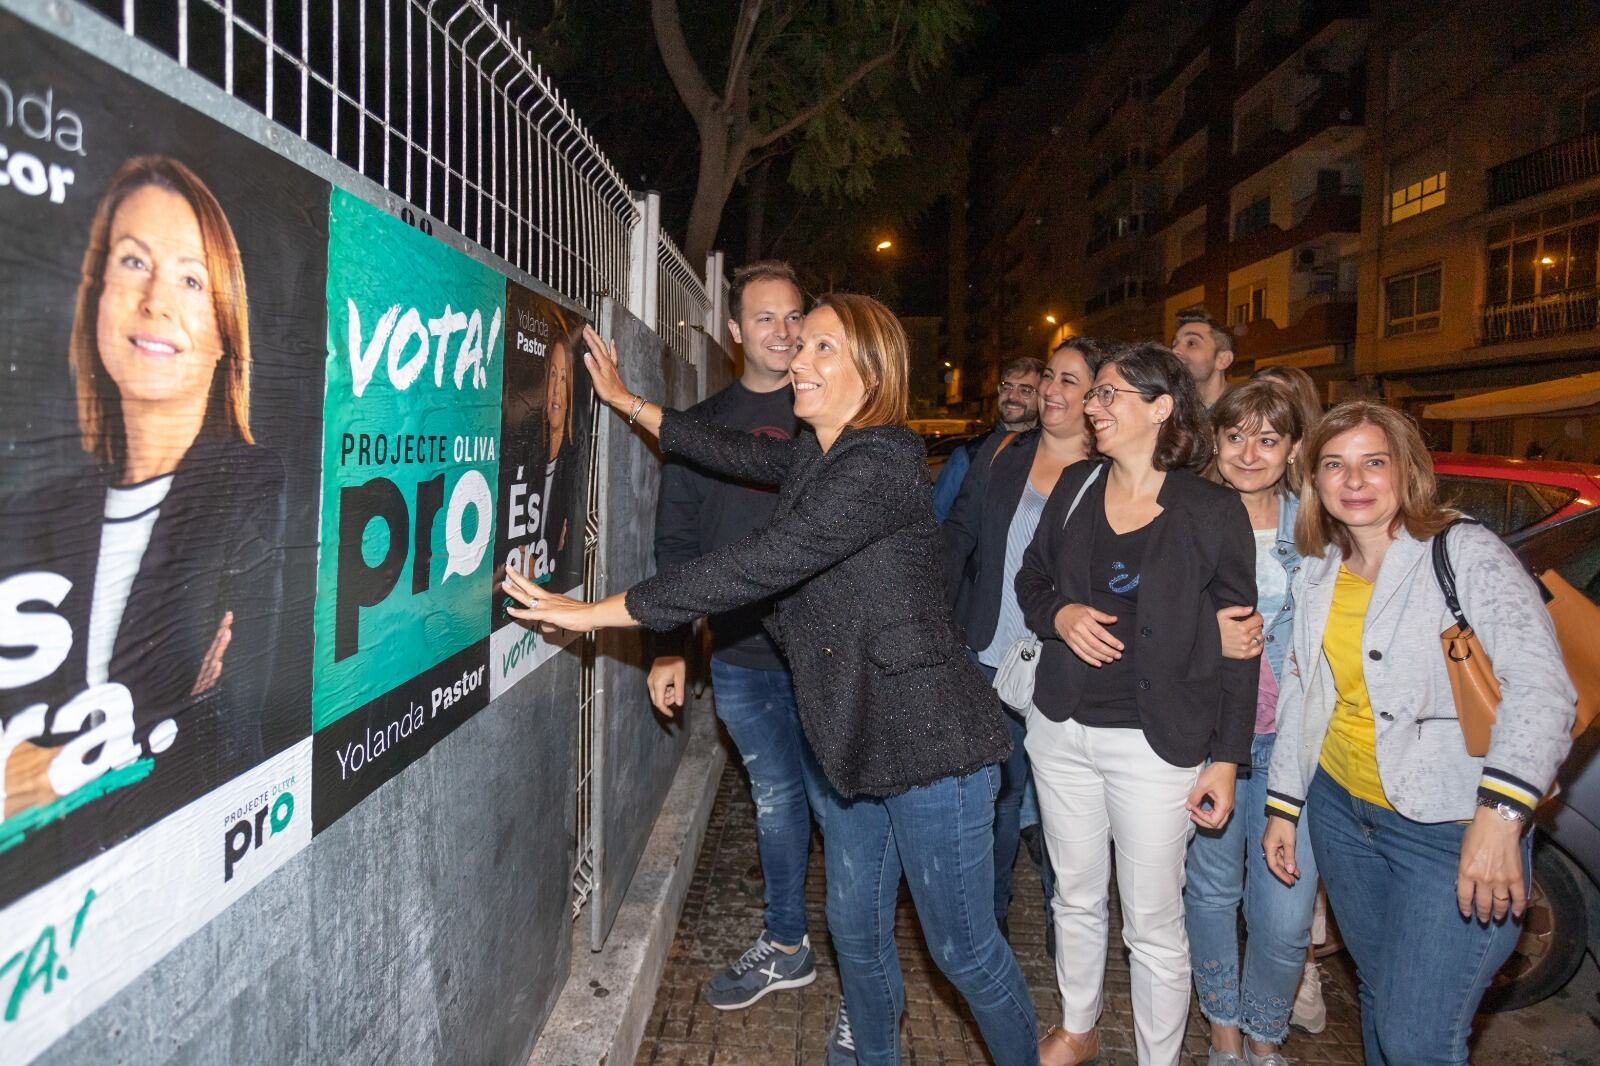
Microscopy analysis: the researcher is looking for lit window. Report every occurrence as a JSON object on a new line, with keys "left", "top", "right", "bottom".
{"left": 1389, "top": 144, "right": 1450, "bottom": 223}
{"left": 1385, "top": 266, "right": 1442, "bottom": 335}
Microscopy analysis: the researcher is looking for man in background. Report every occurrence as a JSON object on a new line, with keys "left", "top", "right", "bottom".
{"left": 1171, "top": 308, "right": 1236, "bottom": 411}
{"left": 931, "top": 355, "right": 1043, "bottom": 522}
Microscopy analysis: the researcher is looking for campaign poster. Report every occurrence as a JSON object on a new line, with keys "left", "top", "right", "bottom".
{"left": 311, "top": 189, "right": 504, "bottom": 829}
{"left": 489, "top": 285, "right": 594, "bottom": 698}
{"left": 0, "top": 10, "right": 323, "bottom": 1056}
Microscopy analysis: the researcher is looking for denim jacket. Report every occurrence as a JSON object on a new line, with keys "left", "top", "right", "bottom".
{"left": 1260, "top": 492, "right": 1302, "bottom": 681}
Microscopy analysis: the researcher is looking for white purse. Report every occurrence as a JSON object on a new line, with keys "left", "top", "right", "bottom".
{"left": 991, "top": 464, "right": 1102, "bottom": 712}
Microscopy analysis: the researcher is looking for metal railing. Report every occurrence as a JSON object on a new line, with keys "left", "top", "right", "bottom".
{"left": 1488, "top": 132, "right": 1600, "bottom": 208}
{"left": 1480, "top": 285, "right": 1600, "bottom": 344}
{"left": 80, "top": 0, "right": 723, "bottom": 925}
{"left": 91, "top": 0, "right": 704, "bottom": 326}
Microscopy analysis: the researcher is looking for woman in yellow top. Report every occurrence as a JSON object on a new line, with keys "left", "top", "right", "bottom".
{"left": 1261, "top": 403, "right": 1575, "bottom": 1066}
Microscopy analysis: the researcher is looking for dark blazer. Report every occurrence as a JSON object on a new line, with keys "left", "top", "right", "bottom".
{"left": 1015, "top": 459, "right": 1258, "bottom": 767}
{"left": 626, "top": 410, "right": 1012, "bottom": 798}
{"left": 943, "top": 428, "right": 1041, "bottom": 651}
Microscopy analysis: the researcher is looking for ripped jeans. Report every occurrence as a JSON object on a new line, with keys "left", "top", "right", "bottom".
{"left": 1183, "top": 732, "right": 1319, "bottom": 1045}
{"left": 711, "top": 658, "right": 831, "bottom": 946}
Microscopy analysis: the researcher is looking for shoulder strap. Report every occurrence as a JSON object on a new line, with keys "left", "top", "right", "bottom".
{"left": 1063, "top": 463, "right": 1102, "bottom": 528}
{"left": 988, "top": 431, "right": 1020, "bottom": 469}
{"left": 1431, "top": 517, "right": 1474, "bottom": 630}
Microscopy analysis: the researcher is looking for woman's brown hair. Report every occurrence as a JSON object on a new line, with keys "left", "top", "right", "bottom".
{"left": 1099, "top": 342, "right": 1212, "bottom": 471}
{"left": 1251, "top": 364, "right": 1323, "bottom": 442}
{"left": 70, "top": 156, "right": 253, "bottom": 471}
{"left": 1295, "top": 401, "right": 1457, "bottom": 559}
{"left": 1207, "top": 379, "right": 1307, "bottom": 493}
{"left": 814, "top": 292, "right": 909, "bottom": 429}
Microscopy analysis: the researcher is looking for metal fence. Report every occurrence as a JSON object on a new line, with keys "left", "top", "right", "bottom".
{"left": 83, "top": 0, "right": 722, "bottom": 922}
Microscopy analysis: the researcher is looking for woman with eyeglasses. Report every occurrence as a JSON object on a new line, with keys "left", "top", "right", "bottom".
{"left": 1016, "top": 343, "right": 1258, "bottom": 1066}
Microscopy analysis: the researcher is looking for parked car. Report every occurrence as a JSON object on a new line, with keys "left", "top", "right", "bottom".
{"left": 1481, "top": 505, "right": 1600, "bottom": 1011}
{"left": 1433, "top": 453, "right": 1600, "bottom": 536}
{"left": 924, "top": 432, "right": 980, "bottom": 481}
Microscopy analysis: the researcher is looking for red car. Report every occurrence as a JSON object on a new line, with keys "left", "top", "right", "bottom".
{"left": 1432, "top": 453, "right": 1600, "bottom": 536}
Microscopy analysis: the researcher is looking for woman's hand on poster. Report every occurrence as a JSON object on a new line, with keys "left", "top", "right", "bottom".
{"left": 503, "top": 568, "right": 592, "bottom": 633}
{"left": 190, "top": 610, "right": 234, "bottom": 695}
{"left": 1053, "top": 603, "right": 1123, "bottom": 666}
{"left": 1187, "top": 760, "right": 1237, "bottom": 829}
{"left": 1218, "top": 605, "right": 1264, "bottom": 660}
{"left": 581, "top": 325, "right": 631, "bottom": 409}
{"left": 1263, "top": 817, "right": 1301, "bottom": 886}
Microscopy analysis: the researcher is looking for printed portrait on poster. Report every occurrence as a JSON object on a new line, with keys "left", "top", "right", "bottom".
{"left": 0, "top": 14, "right": 325, "bottom": 910}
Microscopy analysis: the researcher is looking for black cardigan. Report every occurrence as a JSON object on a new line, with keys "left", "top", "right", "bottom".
{"left": 943, "top": 428, "right": 1042, "bottom": 651}
{"left": 1014, "top": 460, "right": 1258, "bottom": 767}
{"left": 627, "top": 410, "right": 1012, "bottom": 797}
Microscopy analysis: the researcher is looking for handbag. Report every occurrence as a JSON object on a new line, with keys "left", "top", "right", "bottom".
{"left": 992, "top": 464, "right": 1102, "bottom": 711}
{"left": 1432, "top": 519, "right": 1599, "bottom": 758}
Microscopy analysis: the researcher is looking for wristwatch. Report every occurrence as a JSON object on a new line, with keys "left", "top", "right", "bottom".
{"left": 1475, "top": 795, "right": 1531, "bottom": 827}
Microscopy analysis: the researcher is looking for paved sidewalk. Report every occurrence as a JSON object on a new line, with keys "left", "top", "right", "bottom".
{"left": 636, "top": 762, "right": 1371, "bottom": 1065}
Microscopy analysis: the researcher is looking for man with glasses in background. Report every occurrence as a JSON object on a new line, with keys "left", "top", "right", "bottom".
{"left": 932, "top": 355, "right": 1044, "bottom": 522}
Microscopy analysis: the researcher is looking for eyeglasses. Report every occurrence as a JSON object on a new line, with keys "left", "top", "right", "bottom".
{"left": 998, "top": 382, "right": 1037, "bottom": 398}
{"left": 1082, "top": 384, "right": 1145, "bottom": 409}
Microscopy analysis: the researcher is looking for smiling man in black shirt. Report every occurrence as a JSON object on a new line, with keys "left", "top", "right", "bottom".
{"left": 648, "top": 261, "right": 851, "bottom": 1059}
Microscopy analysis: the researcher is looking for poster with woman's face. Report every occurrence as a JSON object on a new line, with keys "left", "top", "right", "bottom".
{"left": 490, "top": 285, "right": 595, "bottom": 698}
{"left": 0, "top": 13, "right": 324, "bottom": 910}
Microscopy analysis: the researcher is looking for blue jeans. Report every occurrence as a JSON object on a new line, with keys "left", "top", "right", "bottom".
{"left": 973, "top": 659, "right": 1055, "bottom": 927}
{"left": 711, "top": 658, "right": 830, "bottom": 946}
{"left": 824, "top": 765, "right": 1038, "bottom": 1066}
{"left": 1307, "top": 768, "right": 1530, "bottom": 1065}
{"left": 1184, "top": 733, "right": 1319, "bottom": 1044}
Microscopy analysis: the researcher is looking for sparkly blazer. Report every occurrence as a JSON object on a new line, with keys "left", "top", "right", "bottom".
{"left": 626, "top": 410, "right": 1013, "bottom": 798}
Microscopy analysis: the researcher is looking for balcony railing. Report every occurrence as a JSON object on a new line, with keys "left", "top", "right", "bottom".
{"left": 1488, "top": 132, "right": 1600, "bottom": 208}
{"left": 1480, "top": 286, "right": 1600, "bottom": 344}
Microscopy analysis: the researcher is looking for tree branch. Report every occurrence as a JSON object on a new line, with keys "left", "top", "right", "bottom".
{"left": 750, "top": 46, "right": 899, "bottom": 149}
{"left": 722, "top": 0, "right": 765, "bottom": 112}
{"left": 650, "top": 0, "right": 719, "bottom": 117}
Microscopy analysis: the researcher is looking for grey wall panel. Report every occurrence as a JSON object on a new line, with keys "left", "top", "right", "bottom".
{"left": 591, "top": 304, "right": 689, "bottom": 949}
{"left": 37, "top": 653, "right": 580, "bottom": 1066}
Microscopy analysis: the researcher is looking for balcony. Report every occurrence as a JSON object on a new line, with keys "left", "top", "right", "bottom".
{"left": 1233, "top": 0, "right": 1371, "bottom": 96}
{"left": 1487, "top": 132, "right": 1600, "bottom": 208}
{"left": 1480, "top": 285, "right": 1600, "bottom": 344}
{"left": 1234, "top": 298, "right": 1357, "bottom": 363}
{"left": 1231, "top": 70, "right": 1364, "bottom": 174}
{"left": 1161, "top": 191, "right": 1360, "bottom": 294}
{"left": 1086, "top": 212, "right": 1149, "bottom": 256}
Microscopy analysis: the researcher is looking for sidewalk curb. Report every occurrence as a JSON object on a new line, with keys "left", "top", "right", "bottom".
{"left": 528, "top": 697, "right": 725, "bottom": 1066}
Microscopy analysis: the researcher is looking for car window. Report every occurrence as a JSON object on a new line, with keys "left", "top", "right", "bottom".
{"left": 1507, "top": 482, "right": 1559, "bottom": 533}
{"left": 925, "top": 435, "right": 975, "bottom": 460}
{"left": 1437, "top": 475, "right": 1509, "bottom": 534}
{"left": 1533, "top": 483, "right": 1580, "bottom": 513}
{"left": 1554, "top": 538, "right": 1600, "bottom": 606}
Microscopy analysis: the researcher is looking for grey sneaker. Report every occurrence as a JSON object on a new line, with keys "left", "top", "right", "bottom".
{"left": 1207, "top": 1051, "right": 1247, "bottom": 1066}
{"left": 825, "top": 1001, "right": 856, "bottom": 1064}
{"left": 1245, "top": 1049, "right": 1289, "bottom": 1066}
{"left": 1290, "top": 958, "right": 1327, "bottom": 1034}
{"left": 701, "top": 931, "right": 816, "bottom": 1009}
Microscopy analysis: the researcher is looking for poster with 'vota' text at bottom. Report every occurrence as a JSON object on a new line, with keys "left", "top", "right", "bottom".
{"left": 311, "top": 189, "right": 504, "bottom": 830}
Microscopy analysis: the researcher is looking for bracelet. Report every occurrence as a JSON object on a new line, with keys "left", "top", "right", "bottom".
{"left": 626, "top": 395, "right": 647, "bottom": 425}
{"left": 1475, "top": 794, "right": 1530, "bottom": 827}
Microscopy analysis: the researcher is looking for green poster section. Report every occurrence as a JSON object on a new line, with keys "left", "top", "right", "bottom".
{"left": 312, "top": 190, "right": 505, "bottom": 731}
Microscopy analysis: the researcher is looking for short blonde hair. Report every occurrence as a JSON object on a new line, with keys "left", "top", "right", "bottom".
{"left": 71, "top": 156, "right": 252, "bottom": 470}
{"left": 815, "top": 292, "right": 909, "bottom": 429}
{"left": 1296, "top": 401, "right": 1456, "bottom": 558}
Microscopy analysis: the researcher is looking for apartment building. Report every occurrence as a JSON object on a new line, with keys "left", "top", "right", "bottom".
{"left": 1357, "top": 0, "right": 1600, "bottom": 459}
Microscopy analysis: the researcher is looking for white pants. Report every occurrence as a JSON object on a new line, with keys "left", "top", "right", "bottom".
{"left": 1025, "top": 715, "right": 1200, "bottom": 1066}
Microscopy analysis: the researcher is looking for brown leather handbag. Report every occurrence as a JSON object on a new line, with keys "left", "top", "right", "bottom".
{"left": 1433, "top": 520, "right": 1599, "bottom": 758}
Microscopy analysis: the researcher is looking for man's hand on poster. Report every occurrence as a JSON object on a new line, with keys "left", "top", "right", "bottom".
{"left": 190, "top": 611, "right": 234, "bottom": 696}
{"left": 503, "top": 567, "right": 638, "bottom": 634}
{"left": 647, "top": 656, "right": 687, "bottom": 717}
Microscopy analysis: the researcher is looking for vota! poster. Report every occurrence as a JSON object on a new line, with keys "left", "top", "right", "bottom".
{"left": 0, "top": 10, "right": 320, "bottom": 1059}
{"left": 311, "top": 189, "right": 505, "bottom": 829}
{"left": 490, "top": 284, "right": 594, "bottom": 699}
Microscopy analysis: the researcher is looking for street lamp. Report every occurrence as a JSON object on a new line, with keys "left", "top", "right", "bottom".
{"left": 875, "top": 239, "right": 893, "bottom": 252}
{"left": 1044, "top": 313, "right": 1057, "bottom": 325}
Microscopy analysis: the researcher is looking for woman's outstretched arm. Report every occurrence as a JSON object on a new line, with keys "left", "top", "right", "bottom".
{"left": 583, "top": 325, "right": 797, "bottom": 486}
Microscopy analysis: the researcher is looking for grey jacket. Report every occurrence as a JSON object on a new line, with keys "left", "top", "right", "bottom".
{"left": 1267, "top": 522, "right": 1575, "bottom": 824}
